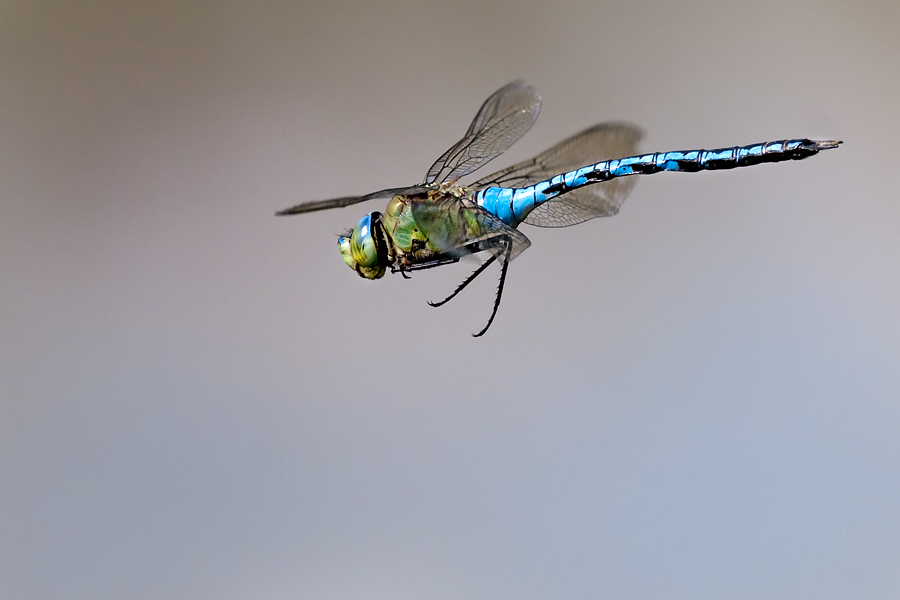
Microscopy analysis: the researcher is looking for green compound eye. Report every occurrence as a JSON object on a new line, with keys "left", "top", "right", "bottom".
{"left": 338, "top": 212, "right": 387, "bottom": 280}
{"left": 350, "top": 213, "right": 379, "bottom": 268}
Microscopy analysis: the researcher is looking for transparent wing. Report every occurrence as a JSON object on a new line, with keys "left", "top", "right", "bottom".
{"left": 471, "top": 122, "right": 642, "bottom": 188}
{"left": 472, "top": 122, "right": 644, "bottom": 227}
{"left": 409, "top": 196, "right": 531, "bottom": 262}
{"left": 275, "top": 186, "right": 428, "bottom": 216}
{"left": 424, "top": 81, "right": 541, "bottom": 185}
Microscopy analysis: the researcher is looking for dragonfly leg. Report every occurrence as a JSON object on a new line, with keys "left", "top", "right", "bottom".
{"left": 428, "top": 253, "right": 498, "bottom": 308}
{"left": 472, "top": 236, "right": 512, "bottom": 338}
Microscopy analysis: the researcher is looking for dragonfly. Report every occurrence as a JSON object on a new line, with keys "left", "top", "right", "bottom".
{"left": 277, "top": 81, "right": 840, "bottom": 336}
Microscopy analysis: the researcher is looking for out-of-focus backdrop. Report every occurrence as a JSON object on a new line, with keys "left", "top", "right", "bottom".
{"left": 2, "top": 1, "right": 898, "bottom": 599}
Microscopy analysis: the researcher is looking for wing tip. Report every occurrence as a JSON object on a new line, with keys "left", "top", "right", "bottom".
{"left": 275, "top": 206, "right": 302, "bottom": 216}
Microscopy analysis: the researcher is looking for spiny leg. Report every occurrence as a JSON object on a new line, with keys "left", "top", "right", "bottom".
{"left": 427, "top": 252, "right": 498, "bottom": 308}
{"left": 472, "top": 236, "right": 512, "bottom": 338}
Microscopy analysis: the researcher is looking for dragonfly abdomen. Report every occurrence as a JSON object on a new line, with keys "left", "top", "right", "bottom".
{"left": 475, "top": 138, "right": 840, "bottom": 227}
{"left": 648, "top": 138, "right": 840, "bottom": 173}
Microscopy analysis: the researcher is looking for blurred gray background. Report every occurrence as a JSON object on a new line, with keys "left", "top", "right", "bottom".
{"left": 2, "top": 1, "right": 898, "bottom": 599}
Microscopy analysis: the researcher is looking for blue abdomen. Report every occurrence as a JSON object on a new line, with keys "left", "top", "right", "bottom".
{"left": 475, "top": 138, "right": 839, "bottom": 227}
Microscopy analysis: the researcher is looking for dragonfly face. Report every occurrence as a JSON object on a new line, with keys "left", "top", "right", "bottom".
{"left": 338, "top": 211, "right": 391, "bottom": 279}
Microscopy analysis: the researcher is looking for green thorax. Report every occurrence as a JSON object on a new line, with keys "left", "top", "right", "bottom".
{"left": 382, "top": 185, "right": 487, "bottom": 270}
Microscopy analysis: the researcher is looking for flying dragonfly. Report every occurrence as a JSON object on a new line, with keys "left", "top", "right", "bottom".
{"left": 277, "top": 81, "right": 840, "bottom": 336}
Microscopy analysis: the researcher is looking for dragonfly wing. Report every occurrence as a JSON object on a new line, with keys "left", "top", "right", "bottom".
{"left": 524, "top": 180, "right": 639, "bottom": 226}
{"left": 472, "top": 122, "right": 644, "bottom": 228}
{"left": 275, "top": 186, "right": 428, "bottom": 216}
{"left": 472, "top": 122, "right": 642, "bottom": 188}
{"left": 424, "top": 81, "right": 541, "bottom": 185}
{"left": 409, "top": 196, "right": 531, "bottom": 262}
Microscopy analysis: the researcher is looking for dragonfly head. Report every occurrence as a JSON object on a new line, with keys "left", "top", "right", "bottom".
{"left": 338, "top": 212, "right": 390, "bottom": 280}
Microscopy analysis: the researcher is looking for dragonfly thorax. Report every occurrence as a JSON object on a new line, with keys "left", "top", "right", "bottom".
{"left": 338, "top": 211, "right": 393, "bottom": 279}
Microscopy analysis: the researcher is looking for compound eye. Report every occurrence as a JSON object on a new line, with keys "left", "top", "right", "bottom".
{"left": 350, "top": 213, "right": 379, "bottom": 268}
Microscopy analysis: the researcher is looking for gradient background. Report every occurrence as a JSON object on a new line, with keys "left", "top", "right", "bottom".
{"left": 2, "top": 1, "right": 898, "bottom": 599}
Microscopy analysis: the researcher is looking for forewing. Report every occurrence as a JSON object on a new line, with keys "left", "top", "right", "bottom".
{"left": 472, "top": 122, "right": 644, "bottom": 228}
{"left": 275, "top": 186, "right": 427, "bottom": 216}
{"left": 424, "top": 81, "right": 541, "bottom": 185}
{"left": 409, "top": 196, "right": 531, "bottom": 262}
